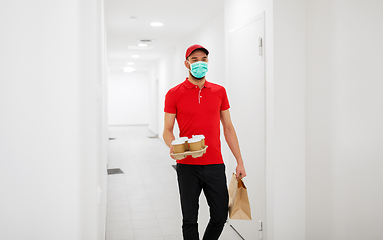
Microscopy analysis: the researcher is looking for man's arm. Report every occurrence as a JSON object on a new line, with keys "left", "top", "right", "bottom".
{"left": 220, "top": 109, "right": 247, "bottom": 179}
{"left": 163, "top": 112, "right": 176, "bottom": 158}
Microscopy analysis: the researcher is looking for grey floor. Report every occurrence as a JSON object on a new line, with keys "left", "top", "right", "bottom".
{"left": 106, "top": 125, "right": 243, "bottom": 240}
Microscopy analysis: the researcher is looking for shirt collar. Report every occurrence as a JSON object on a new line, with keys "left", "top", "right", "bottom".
{"left": 183, "top": 78, "right": 211, "bottom": 89}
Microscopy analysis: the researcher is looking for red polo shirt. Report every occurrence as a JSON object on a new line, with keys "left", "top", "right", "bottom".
{"left": 164, "top": 78, "right": 230, "bottom": 165}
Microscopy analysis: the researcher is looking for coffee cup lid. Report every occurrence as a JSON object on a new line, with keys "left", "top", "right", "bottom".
{"left": 192, "top": 135, "right": 205, "bottom": 139}
{"left": 172, "top": 139, "right": 185, "bottom": 145}
{"left": 188, "top": 137, "right": 202, "bottom": 144}
{"left": 179, "top": 137, "right": 188, "bottom": 141}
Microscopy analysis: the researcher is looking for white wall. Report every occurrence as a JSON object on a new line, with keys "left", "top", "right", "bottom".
{"left": 148, "top": 67, "right": 159, "bottom": 134}
{"left": 155, "top": 49, "right": 177, "bottom": 138}
{"left": 273, "top": 1, "right": 306, "bottom": 239}
{"left": 306, "top": 1, "right": 383, "bottom": 239}
{"left": 0, "top": 1, "right": 107, "bottom": 239}
{"left": 108, "top": 71, "right": 149, "bottom": 125}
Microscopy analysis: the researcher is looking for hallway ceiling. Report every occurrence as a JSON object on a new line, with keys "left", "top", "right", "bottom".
{"left": 104, "top": 0, "right": 224, "bottom": 73}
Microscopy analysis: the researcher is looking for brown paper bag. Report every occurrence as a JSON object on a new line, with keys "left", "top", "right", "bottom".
{"left": 228, "top": 173, "right": 252, "bottom": 220}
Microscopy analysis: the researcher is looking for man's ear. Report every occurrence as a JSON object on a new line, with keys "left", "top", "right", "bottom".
{"left": 184, "top": 60, "right": 190, "bottom": 69}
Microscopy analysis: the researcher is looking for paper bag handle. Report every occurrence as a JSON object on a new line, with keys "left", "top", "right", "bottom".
{"left": 237, "top": 178, "right": 247, "bottom": 189}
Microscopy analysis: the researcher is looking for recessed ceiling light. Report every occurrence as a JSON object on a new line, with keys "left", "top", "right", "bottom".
{"left": 132, "top": 55, "right": 140, "bottom": 58}
{"left": 138, "top": 43, "right": 148, "bottom": 47}
{"left": 150, "top": 22, "right": 163, "bottom": 27}
{"left": 127, "top": 62, "right": 134, "bottom": 65}
{"left": 123, "top": 67, "right": 135, "bottom": 73}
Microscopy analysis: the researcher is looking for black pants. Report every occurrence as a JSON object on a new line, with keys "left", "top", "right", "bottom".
{"left": 176, "top": 163, "right": 229, "bottom": 240}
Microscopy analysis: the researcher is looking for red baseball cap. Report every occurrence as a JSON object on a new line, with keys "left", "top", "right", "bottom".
{"left": 185, "top": 44, "right": 209, "bottom": 59}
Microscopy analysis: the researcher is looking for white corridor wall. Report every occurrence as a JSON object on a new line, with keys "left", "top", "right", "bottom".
{"left": 0, "top": 1, "right": 108, "bottom": 240}
{"left": 108, "top": 71, "right": 149, "bottom": 125}
{"left": 305, "top": 1, "right": 383, "bottom": 239}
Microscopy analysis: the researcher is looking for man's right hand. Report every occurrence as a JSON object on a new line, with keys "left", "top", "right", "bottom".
{"left": 170, "top": 145, "right": 176, "bottom": 160}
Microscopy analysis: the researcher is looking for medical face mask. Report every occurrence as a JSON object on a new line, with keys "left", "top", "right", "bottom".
{"left": 188, "top": 61, "right": 208, "bottom": 78}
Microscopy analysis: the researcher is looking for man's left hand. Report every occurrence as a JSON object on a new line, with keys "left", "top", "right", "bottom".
{"left": 236, "top": 164, "right": 246, "bottom": 180}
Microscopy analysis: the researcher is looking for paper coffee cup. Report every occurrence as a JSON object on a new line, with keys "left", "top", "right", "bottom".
{"left": 179, "top": 137, "right": 189, "bottom": 151}
{"left": 172, "top": 139, "right": 186, "bottom": 153}
{"left": 193, "top": 135, "right": 205, "bottom": 148}
{"left": 188, "top": 137, "right": 202, "bottom": 151}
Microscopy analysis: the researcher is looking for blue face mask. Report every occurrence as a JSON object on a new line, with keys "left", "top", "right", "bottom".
{"left": 188, "top": 61, "right": 208, "bottom": 78}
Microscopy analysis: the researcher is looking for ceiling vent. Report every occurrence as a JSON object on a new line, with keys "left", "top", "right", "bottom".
{"left": 137, "top": 39, "right": 154, "bottom": 44}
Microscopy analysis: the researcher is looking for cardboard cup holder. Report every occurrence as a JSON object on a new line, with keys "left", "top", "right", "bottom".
{"left": 171, "top": 146, "right": 208, "bottom": 160}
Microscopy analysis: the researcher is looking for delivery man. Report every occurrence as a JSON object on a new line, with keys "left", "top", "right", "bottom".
{"left": 163, "top": 44, "right": 246, "bottom": 240}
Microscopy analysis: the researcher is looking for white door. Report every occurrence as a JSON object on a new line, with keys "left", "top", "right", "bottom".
{"left": 226, "top": 12, "right": 265, "bottom": 240}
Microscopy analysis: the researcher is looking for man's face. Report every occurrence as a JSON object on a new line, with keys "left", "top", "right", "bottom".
{"left": 185, "top": 50, "right": 208, "bottom": 80}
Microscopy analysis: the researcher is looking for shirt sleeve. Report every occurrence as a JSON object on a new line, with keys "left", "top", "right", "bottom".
{"left": 164, "top": 90, "right": 177, "bottom": 114}
{"left": 220, "top": 87, "right": 230, "bottom": 111}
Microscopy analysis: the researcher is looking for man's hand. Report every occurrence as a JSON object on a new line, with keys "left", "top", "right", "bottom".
{"left": 236, "top": 164, "right": 246, "bottom": 180}
{"left": 170, "top": 145, "right": 187, "bottom": 160}
{"left": 169, "top": 145, "right": 176, "bottom": 160}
